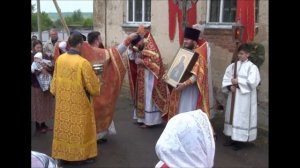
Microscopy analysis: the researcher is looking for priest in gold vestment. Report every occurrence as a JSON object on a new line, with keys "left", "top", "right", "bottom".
{"left": 50, "top": 33, "right": 100, "bottom": 162}
{"left": 53, "top": 31, "right": 135, "bottom": 144}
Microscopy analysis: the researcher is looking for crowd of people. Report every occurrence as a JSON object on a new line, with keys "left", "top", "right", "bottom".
{"left": 31, "top": 23, "right": 263, "bottom": 167}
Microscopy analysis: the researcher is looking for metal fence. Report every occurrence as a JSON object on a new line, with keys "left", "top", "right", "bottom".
{"left": 31, "top": 30, "right": 92, "bottom": 44}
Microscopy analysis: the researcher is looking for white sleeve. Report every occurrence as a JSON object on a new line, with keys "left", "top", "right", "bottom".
{"left": 221, "top": 64, "right": 234, "bottom": 93}
{"left": 127, "top": 49, "right": 135, "bottom": 60}
{"left": 189, "top": 74, "right": 197, "bottom": 83}
{"left": 42, "top": 59, "right": 53, "bottom": 67}
{"left": 31, "top": 62, "right": 37, "bottom": 73}
{"left": 117, "top": 43, "right": 128, "bottom": 55}
{"left": 127, "top": 49, "right": 141, "bottom": 61}
{"left": 238, "top": 64, "right": 261, "bottom": 94}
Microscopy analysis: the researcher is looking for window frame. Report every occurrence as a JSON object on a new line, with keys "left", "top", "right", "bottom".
{"left": 126, "top": 0, "right": 151, "bottom": 24}
{"left": 206, "top": 0, "right": 259, "bottom": 28}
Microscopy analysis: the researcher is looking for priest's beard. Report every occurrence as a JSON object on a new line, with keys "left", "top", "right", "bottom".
{"left": 183, "top": 42, "right": 195, "bottom": 50}
{"left": 137, "top": 43, "right": 145, "bottom": 51}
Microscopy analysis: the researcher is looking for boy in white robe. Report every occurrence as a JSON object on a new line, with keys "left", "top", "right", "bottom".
{"left": 222, "top": 43, "right": 261, "bottom": 150}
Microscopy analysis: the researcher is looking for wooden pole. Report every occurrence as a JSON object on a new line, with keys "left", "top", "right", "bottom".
{"left": 52, "top": 0, "right": 70, "bottom": 36}
{"left": 229, "top": 41, "right": 240, "bottom": 125}
{"left": 36, "top": 0, "right": 42, "bottom": 42}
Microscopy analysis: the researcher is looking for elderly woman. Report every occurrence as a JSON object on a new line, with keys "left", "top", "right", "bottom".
{"left": 31, "top": 40, "right": 55, "bottom": 133}
{"left": 155, "top": 109, "right": 215, "bottom": 168}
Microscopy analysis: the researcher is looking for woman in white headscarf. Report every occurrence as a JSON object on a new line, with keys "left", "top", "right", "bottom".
{"left": 155, "top": 109, "right": 215, "bottom": 168}
{"left": 31, "top": 151, "right": 57, "bottom": 168}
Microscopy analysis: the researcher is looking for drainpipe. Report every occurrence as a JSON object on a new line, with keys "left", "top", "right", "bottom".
{"left": 105, "top": 0, "right": 107, "bottom": 47}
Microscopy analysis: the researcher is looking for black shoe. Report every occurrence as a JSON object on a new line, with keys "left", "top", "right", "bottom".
{"left": 223, "top": 139, "right": 234, "bottom": 146}
{"left": 84, "top": 158, "right": 95, "bottom": 164}
{"left": 76, "top": 158, "right": 96, "bottom": 165}
{"left": 231, "top": 142, "right": 244, "bottom": 151}
{"left": 97, "top": 138, "right": 108, "bottom": 144}
{"left": 134, "top": 122, "right": 144, "bottom": 125}
{"left": 40, "top": 122, "right": 48, "bottom": 129}
{"left": 58, "top": 158, "right": 95, "bottom": 166}
{"left": 223, "top": 139, "right": 236, "bottom": 146}
{"left": 57, "top": 159, "right": 71, "bottom": 166}
{"left": 35, "top": 122, "right": 41, "bottom": 131}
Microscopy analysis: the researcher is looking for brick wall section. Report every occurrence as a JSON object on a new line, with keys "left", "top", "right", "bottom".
{"left": 204, "top": 28, "right": 237, "bottom": 53}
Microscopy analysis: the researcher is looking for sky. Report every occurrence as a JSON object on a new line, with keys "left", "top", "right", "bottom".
{"left": 31, "top": 0, "right": 93, "bottom": 13}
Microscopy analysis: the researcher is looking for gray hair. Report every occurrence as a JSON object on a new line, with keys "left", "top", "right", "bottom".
{"left": 49, "top": 28, "right": 57, "bottom": 33}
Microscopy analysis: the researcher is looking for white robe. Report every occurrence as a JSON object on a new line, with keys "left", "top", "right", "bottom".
{"left": 178, "top": 83, "right": 199, "bottom": 113}
{"left": 178, "top": 42, "right": 214, "bottom": 117}
{"left": 129, "top": 50, "right": 162, "bottom": 126}
{"left": 222, "top": 60, "right": 260, "bottom": 142}
{"left": 155, "top": 109, "right": 215, "bottom": 168}
{"left": 96, "top": 121, "right": 116, "bottom": 140}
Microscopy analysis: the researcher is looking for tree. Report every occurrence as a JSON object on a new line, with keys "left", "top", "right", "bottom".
{"left": 72, "top": 9, "right": 84, "bottom": 24}
{"left": 41, "top": 12, "right": 54, "bottom": 31}
{"left": 31, "top": 4, "right": 36, "bottom": 31}
{"left": 83, "top": 18, "right": 93, "bottom": 28}
{"left": 31, "top": 12, "right": 53, "bottom": 32}
{"left": 53, "top": 19, "right": 63, "bottom": 29}
{"left": 64, "top": 16, "right": 73, "bottom": 25}
{"left": 32, "top": 13, "right": 37, "bottom": 31}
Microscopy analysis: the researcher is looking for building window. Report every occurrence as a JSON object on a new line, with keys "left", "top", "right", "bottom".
{"left": 207, "top": 0, "right": 259, "bottom": 23}
{"left": 127, "top": 0, "right": 151, "bottom": 23}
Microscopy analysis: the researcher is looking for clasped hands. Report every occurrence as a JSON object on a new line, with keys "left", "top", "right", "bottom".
{"left": 230, "top": 78, "right": 238, "bottom": 92}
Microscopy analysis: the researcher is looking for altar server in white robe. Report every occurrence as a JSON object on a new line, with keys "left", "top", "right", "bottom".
{"left": 222, "top": 43, "right": 261, "bottom": 150}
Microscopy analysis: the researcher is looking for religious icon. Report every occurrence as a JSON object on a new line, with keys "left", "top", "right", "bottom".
{"left": 165, "top": 48, "right": 198, "bottom": 87}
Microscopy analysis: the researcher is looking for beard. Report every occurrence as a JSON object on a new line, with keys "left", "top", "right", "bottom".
{"left": 138, "top": 44, "right": 144, "bottom": 51}
{"left": 183, "top": 42, "right": 195, "bottom": 50}
{"left": 131, "top": 42, "right": 145, "bottom": 52}
{"left": 98, "top": 42, "right": 105, "bottom": 49}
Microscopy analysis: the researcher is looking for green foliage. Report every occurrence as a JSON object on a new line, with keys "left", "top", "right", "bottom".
{"left": 31, "top": 12, "right": 53, "bottom": 32}
{"left": 31, "top": 9, "right": 92, "bottom": 32}
{"left": 31, "top": 14, "right": 37, "bottom": 31}
{"left": 83, "top": 18, "right": 93, "bottom": 28}
{"left": 64, "top": 16, "right": 73, "bottom": 25}
{"left": 47, "top": 12, "right": 92, "bottom": 21}
{"left": 248, "top": 42, "right": 265, "bottom": 69}
{"left": 41, "top": 12, "right": 53, "bottom": 31}
{"left": 53, "top": 19, "right": 63, "bottom": 29}
{"left": 72, "top": 9, "right": 84, "bottom": 23}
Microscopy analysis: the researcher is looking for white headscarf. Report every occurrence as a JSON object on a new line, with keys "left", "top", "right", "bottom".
{"left": 58, "top": 41, "right": 67, "bottom": 52}
{"left": 31, "top": 151, "right": 57, "bottom": 168}
{"left": 155, "top": 109, "right": 215, "bottom": 168}
{"left": 34, "top": 52, "right": 43, "bottom": 59}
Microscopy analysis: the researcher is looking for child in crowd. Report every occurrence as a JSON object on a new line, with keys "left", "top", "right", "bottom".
{"left": 31, "top": 52, "right": 53, "bottom": 91}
